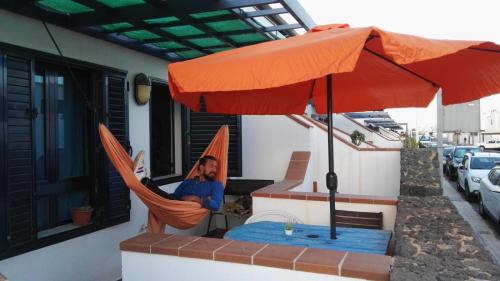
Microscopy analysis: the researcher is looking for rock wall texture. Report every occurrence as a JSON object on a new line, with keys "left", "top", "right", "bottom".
{"left": 392, "top": 149, "right": 500, "bottom": 280}
{"left": 400, "top": 148, "right": 442, "bottom": 196}
{"left": 391, "top": 196, "right": 500, "bottom": 280}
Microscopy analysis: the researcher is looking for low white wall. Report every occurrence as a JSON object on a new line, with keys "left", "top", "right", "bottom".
{"left": 311, "top": 122, "right": 400, "bottom": 197}
{"left": 122, "top": 251, "right": 365, "bottom": 281}
{"left": 334, "top": 115, "right": 402, "bottom": 149}
{"left": 253, "top": 197, "right": 397, "bottom": 231}
{"left": 240, "top": 115, "right": 400, "bottom": 197}
{"left": 333, "top": 114, "right": 375, "bottom": 143}
{"left": 241, "top": 116, "right": 312, "bottom": 182}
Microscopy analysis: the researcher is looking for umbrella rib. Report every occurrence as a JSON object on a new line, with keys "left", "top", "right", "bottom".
{"left": 469, "top": 47, "right": 500, "bottom": 54}
{"left": 363, "top": 47, "right": 439, "bottom": 87}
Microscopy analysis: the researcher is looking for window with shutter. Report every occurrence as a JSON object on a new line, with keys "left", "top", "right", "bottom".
{"left": 150, "top": 81, "right": 177, "bottom": 181}
{"left": 100, "top": 71, "right": 130, "bottom": 225}
{"left": 184, "top": 112, "right": 242, "bottom": 177}
{"left": 0, "top": 52, "right": 5, "bottom": 252}
{"left": 4, "top": 55, "right": 36, "bottom": 249}
{"left": 0, "top": 46, "right": 130, "bottom": 260}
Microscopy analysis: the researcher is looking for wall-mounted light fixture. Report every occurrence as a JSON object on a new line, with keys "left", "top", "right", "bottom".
{"left": 134, "top": 73, "right": 151, "bottom": 105}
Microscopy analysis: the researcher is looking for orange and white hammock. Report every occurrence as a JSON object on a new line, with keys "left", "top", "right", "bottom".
{"left": 98, "top": 123, "right": 229, "bottom": 233}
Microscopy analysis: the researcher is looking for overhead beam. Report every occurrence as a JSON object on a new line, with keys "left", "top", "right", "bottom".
{"left": 69, "top": 0, "right": 280, "bottom": 27}
{"left": 264, "top": 23, "right": 301, "bottom": 32}
{"left": 74, "top": 27, "right": 171, "bottom": 61}
{"left": 145, "top": 26, "right": 210, "bottom": 54}
{"left": 143, "top": 0, "right": 237, "bottom": 48}
{"left": 245, "top": 7, "right": 287, "bottom": 17}
{"left": 230, "top": 9, "right": 275, "bottom": 41}
{"left": 279, "top": 0, "right": 316, "bottom": 30}
{"left": 101, "top": 14, "right": 237, "bottom": 34}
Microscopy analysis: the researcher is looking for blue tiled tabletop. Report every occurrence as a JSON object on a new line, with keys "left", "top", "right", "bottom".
{"left": 224, "top": 221, "right": 391, "bottom": 255}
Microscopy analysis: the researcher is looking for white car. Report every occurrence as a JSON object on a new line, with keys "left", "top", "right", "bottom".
{"left": 457, "top": 152, "right": 500, "bottom": 200}
{"left": 477, "top": 140, "right": 500, "bottom": 150}
{"left": 478, "top": 166, "right": 500, "bottom": 232}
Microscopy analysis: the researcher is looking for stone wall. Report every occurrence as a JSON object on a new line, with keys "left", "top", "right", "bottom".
{"left": 392, "top": 149, "right": 500, "bottom": 280}
{"left": 391, "top": 196, "right": 500, "bottom": 280}
{"left": 400, "top": 148, "right": 442, "bottom": 196}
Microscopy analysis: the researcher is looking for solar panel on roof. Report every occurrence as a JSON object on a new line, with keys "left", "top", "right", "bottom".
{"left": 144, "top": 17, "right": 179, "bottom": 25}
{"left": 102, "top": 22, "right": 133, "bottom": 31}
{"left": 228, "top": 33, "right": 267, "bottom": 44}
{"left": 37, "top": 0, "right": 93, "bottom": 14}
{"left": 96, "top": 0, "right": 145, "bottom": 8}
{"left": 122, "top": 30, "right": 161, "bottom": 40}
{"left": 187, "top": 37, "right": 225, "bottom": 48}
{"left": 162, "top": 25, "right": 205, "bottom": 37}
{"left": 153, "top": 41, "right": 186, "bottom": 50}
{"left": 176, "top": 50, "right": 204, "bottom": 59}
{"left": 205, "top": 20, "right": 252, "bottom": 33}
{"left": 190, "top": 10, "right": 231, "bottom": 19}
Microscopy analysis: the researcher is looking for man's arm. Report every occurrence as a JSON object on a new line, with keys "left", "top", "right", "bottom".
{"left": 173, "top": 180, "right": 188, "bottom": 199}
{"left": 201, "top": 182, "right": 224, "bottom": 211}
{"left": 175, "top": 180, "right": 202, "bottom": 203}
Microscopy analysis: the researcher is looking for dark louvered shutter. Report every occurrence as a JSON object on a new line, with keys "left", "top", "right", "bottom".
{"left": 2, "top": 55, "right": 36, "bottom": 249}
{"left": 101, "top": 71, "right": 130, "bottom": 225}
{"left": 186, "top": 112, "right": 242, "bottom": 177}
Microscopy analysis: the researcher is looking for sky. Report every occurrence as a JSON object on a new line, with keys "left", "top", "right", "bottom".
{"left": 298, "top": 0, "right": 500, "bottom": 132}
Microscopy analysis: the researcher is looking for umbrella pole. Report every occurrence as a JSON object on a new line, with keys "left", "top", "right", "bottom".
{"left": 326, "top": 74, "right": 337, "bottom": 239}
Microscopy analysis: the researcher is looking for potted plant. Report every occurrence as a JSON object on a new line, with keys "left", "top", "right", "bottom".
{"left": 71, "top": 206, "right": 93, "bottom": 226}
{"left": 284, "top": 222, "right": 293, "bottom": 236}
{"left": 350, "top": 130, "right": 366, "bottom": 146}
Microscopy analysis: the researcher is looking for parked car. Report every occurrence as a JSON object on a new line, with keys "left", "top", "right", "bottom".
{"left": 478, "top": 165, "right": 500, "bottom": 233}
{"left": 457, "top": 152, "right": 500, "bottom": 201}
{"left": 443, "top": 146, "right": 455, "bottom": 173}
{"left": 477, "top": 139, "right": 500, "bottom": 151}
{"left": 445, "top": 146, "right": 480, "bottom": 180}
{"left": 418, "top": 135, "right": 436, "bottom": 148}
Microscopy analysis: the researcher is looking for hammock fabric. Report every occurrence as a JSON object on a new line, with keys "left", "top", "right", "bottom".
{"left": 98, "top": 123, "right": 229, "bottom": 233}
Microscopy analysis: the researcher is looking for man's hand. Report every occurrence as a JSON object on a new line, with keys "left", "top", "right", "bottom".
{"left": 181, "top": 195, "right": 201, "bottom": 204}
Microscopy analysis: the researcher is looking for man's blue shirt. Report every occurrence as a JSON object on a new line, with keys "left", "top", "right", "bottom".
{"left": 174, "top": 178, "right": 224, "bottom": 211}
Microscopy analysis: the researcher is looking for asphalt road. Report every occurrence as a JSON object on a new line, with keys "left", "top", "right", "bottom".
{"left": 442, "top": 174, "right": 500, "bottom": 265}
{"left": 444, "top": 176, "right": 500, "bottom": 238}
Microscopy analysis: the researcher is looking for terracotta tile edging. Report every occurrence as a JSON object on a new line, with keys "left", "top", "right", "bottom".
{"left": 212, "top": 240, "right": 234, "bottom": 260}
{"left": 253, "top": 186, "right": 398, "bottom": 206}
{"left": 338, "top": 252, "right": 349, "bottom": 276}
{"left": 251, "top": 244, "right": 270, "bottom": 264}
{"left": 292, "top": 248, "right": 308, "bottom": 270}
{"left": 177, "top": 237, "right": 202, "bottom": 256}
{"left": 121, "top": 234, "right": 391, "bottom": 279}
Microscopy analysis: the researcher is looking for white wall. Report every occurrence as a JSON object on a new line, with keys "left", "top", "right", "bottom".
{"left": 122, "top": 251, "right": 365, "bottom": 281}
{"left": 240, "top": 115, "right": 400, "bottom": 197}
{"left": 308, "top": 117, "right": 400, "bottom": 197}
{"left": 253, "top": 197, "right": 397, "bottom": 231}
{"left": 240, "top": 116, "right": 312, "bottom": 182}
{"left": 0, "top": 10, "right": 205, "bottom": 281}
{"left": 333, "top": 115, "right": 402, "bottom": 148}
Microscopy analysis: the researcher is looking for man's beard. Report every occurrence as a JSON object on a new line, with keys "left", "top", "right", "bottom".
{"left": 204, "top": 172, "right": 216, "bottom": 181}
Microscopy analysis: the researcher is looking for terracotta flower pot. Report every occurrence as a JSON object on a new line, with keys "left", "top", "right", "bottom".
{"left": 71, "top": 207, "right": 93, "bottom": 226}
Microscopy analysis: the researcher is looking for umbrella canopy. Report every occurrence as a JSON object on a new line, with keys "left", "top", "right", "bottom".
{"left": 168, "top": 24, "right": 500, "bottom": 114}
{"left": 168, "top": 24, "right": 500, "bottom": 239}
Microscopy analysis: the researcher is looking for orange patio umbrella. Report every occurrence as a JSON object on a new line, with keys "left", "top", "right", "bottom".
{"left": 168, "top": 24, "right": 500, "bottom": 239}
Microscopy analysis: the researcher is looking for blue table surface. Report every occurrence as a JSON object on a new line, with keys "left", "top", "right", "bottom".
{"left": 224, "top": 221, "right": 392, "bottom": 255}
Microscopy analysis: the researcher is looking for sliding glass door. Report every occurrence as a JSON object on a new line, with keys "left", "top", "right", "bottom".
{"left": 33, "top": 63, "right": 92, "bottom": 232}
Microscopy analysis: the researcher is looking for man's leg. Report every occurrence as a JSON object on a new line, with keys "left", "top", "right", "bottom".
{"left": 141, "top": 178, "right": 177, "bottom": 200}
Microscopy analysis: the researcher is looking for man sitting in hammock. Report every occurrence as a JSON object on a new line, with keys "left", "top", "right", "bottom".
{"left": 172, "top": 155, "right": 224, "bottom": 211}
{"left": 137, "top": 154, "right": 224, "bottom": 211}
